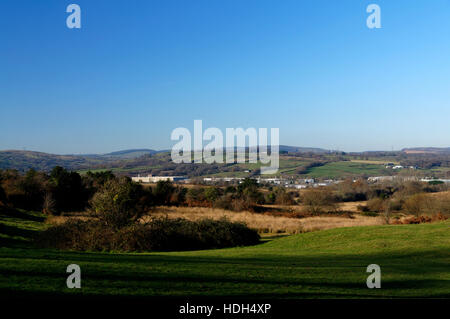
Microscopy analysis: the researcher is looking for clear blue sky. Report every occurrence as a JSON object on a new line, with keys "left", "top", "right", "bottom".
{"left": 1, "top": 0, "right": 449, "bottom": 154}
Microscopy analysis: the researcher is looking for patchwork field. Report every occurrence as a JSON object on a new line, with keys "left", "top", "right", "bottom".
{"left": 0, "top": 209, "right": 449, "bottom": 298}
{"left": 305, "top": 162, "right": 391, "bottom": 178}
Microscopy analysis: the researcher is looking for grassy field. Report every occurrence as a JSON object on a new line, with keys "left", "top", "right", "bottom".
{"left": 206, "top": 159, "right": 392, "bottom": 178}
{"left": 0, "top": 209, "right": 449, "bottom": 298}
{"left": 206, "top": 158, "right": 312, "bottom": 177}
{"left": 305, "top": 161, "right": 391, "bottom": 178}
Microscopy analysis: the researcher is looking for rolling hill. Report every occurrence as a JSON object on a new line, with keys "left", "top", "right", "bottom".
{"left": 102, "top": 149, "right": 160, "bottom": 159}
{"left": 403, "top": 147, "right": 450, "bottom": 154}
{"left": 0, "top": 209, "right": 449, "bottom": 298}
{"left": 0, "top": 146, "right": 329, "bottom": 172}
{"left": 0, "top": 149, "right": 165, "bottom": 171}
{"left": 279, "top": 145, "right": 330, "bottom": 153}
{"left": 0, "top": 150, "right": 96, "bottom": 171}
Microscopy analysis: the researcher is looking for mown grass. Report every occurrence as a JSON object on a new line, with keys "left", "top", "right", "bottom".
{"left": 0, "top": 209, "right": 449, "bottom": 298}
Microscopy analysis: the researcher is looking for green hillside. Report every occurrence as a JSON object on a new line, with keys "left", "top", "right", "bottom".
{"left": 0, "top": 209, "right": 449, "bottom": 298}
{"left": 305, "top": 161, "right": 391, "bottom": 178}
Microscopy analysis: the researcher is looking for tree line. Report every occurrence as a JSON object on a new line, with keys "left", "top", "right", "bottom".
{"left": 0, "top": 167, "right": 297, "bottom": 217}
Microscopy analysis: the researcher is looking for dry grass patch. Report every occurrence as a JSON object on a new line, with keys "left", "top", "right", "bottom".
{"left": 45, "top": 212, "right": 92, "bottom": 225}
{"left": 427, "top": 190, "right": 450, "bottom": 199}
{"left": 339, "top": 201, "right": 367, "bottom": 212}
{"left": 144, "top": 206, "right": 384, "bottom": 234}
{"left": 261, "top": 201, "right": 366, "bottom": 215}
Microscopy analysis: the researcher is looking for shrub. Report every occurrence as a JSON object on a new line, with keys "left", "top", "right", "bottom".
{"left": 301, "top": 188, "right": 336, "bottom": 215}
{"left": 153, "top": 180, "right": 176, "bottom": 205}
{"left": 265, "top": 187, "right": 295, "bottom": 205}
{"left": 213, "top": 194, "right": 235, "bottom": 210}
{"left": 231, "top": 197, "right": 251, "bottom": 212}
{"left": 403, "top": 193, "right": 429, "bottom": 217}
{"left": 360, "top": 211, "right": 379, "bottom": 217}
{"left": 392, "top": 213, "right": 448, "bottom": 225}
{"left": 265, "top": 192, "right": 276, "bottom": 204}
{"left": 334, "top": 178, "right": 369, "bottom": 202}
{"left": 131, "top": 217, "right": 260, "bottom": 251}
{"left": 1, "top": 169, "right": 48, "bottom": 211}
{"left": 36, "top": 217, "right": 260, "bottom": 252}
{"left": 237, "top": 178, "right": 265, "bottom": 205}
{"left": 366, "top": 197, "right": 386, "bottom": 213}
{"left": 274, "top": 188, "right": 295, "bottom": 205}
{"left": 0, "top": 184, "right": 6, "bottom": 206}
{"left": 428, "top": 180, "right": 444, "bottom": 186}
{"left": 48, "top": 166, "right": 86, "bottom": 213}
{"left": 186, "top": 187, "right": 207, "bottom": 206}
{"left": 35, "top": 219, "right": 115, "bottom": 251}
{"left": 204, "top": 187, "right": 221, "bottom": 202}
{"left": 396, "top": 181, "right": 424, "bottom": 198}
{"left": 169, "top": 186, "right": 187, "bottom": 205}
{"left": 356, "top": 204, "right": 370, "bottom": 212}
{"left": 90, "top": 177, "right": 149, "bottom": 229}
{"left": 42, "top": 193, "right": 56, "bottom": 215}
{"left": 432, "top": 196, "right": 450, "bottom": 217}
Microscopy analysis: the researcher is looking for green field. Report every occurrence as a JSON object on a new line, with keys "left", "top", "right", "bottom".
{"left": 305, "top": 161, "right": 391, "bottom": 178}
{"left": 1, "top": 209, "right": 449, "bottom": 298}
{"left": 207, "top": 158, "right": 311, "bottom": 177}
{"left": 207, "top": 160, "right": 393, "bottom": 179}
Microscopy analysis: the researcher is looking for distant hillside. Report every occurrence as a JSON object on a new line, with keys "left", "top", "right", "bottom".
{"left": 0, "top": 150, "right": 95, "bottom": 172}
{"left": 5, "top": 146, "right": 447, "bottom": 175}
{"left": 0, "top": 149, "right": 167, "bottom": 172}
{"left": 402, "top": 147, "right": 450, "bottom": 155}
{"left": 225, "top": 145, "right": 330, "bottom": 154}
{"left": 102, "top": 149, "right": 159, "bottom": 159}
{"left": 279, "top": 145, "right": 329, "bottom": 153}
{"left": 0, "top": 146, "right": 329, "bottom": 172}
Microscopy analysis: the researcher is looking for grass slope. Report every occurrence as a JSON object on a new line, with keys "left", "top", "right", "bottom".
{"left": 0, "top": 209, "right": 449, "bottom": 299}
{"left": 305, "top": 161, "right": 391, "bottom": 178}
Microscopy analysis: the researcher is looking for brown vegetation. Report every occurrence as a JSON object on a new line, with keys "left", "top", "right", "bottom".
{"left": 145, "top": 206, "right": 385, "bottom": 234}
{"left": 392, "top": 213, "right": 448, "bottom": 224}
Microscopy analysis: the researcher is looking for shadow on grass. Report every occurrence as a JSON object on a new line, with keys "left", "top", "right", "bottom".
{"left": 0, "top": 223, "right": 40, "bottom": 239}
{"left": 0, "top": 208, "right": 45, "bottom": 222}
{"left": 1, "top": 247, "right": 448, "bottom": 298}
{"left": 2, "top": 246, "right": 448, "bottom": 272}
{"left": 0, "top": 237, "right": 29, "bottom": 247}
{"left": 1, "top": 265, "right": 447, "bottom": 293}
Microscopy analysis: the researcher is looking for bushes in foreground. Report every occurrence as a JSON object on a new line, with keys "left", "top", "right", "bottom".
{"left": 36, "top": 217, "right": 260, "bottom": 252}
{"left": 90, "top": 177, "right": 151, "bottom": 229}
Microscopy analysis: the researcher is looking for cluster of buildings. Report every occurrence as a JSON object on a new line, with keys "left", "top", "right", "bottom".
{"left": 367, "top": 176, "right": 450, "bottom": 184}
{"left": 201, "top": 177, "right": 338, "bottom": 189}
{"left": 131, "top": 175, "right": 339, "bottom": 188}
{"left": 384, "top": 163, "right": 418, "bottom": 170}
{"left": 131, "top": 174, "right": 450, "bottom": 187}
{"left": 131, "top": 174, "right": 188, "bottom": 183}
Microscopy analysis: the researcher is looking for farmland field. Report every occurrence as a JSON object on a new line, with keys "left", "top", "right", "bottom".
{"left": 305, "top": 161, "right": 391, "bottom": 178}
{"left": 1, "top": 209, "right": 449, "bottom": 298}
